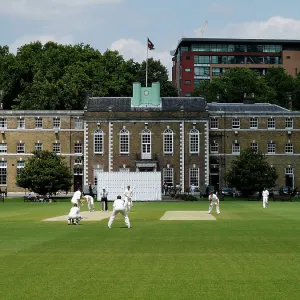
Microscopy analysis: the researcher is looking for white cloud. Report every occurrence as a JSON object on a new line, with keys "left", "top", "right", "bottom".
{"left": 110, "top": 38, "right": 173, "bottom": 78}
{"left": 195, "top": 16, "right": 300, "bottom": 39}
{"left": 0, "top": 0, "right": 122, "bottom": 19}
{"left": 9, "top": 34, "right": 75, "bottom": 53}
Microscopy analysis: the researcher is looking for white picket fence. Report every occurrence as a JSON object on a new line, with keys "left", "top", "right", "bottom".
{"left": 96, "top": 171, "right": 162, "bottom": 201}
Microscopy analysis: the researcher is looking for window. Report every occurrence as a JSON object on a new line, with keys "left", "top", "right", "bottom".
{"left": 35, "top": 143, "right": 43, "bottom": 151}
{"left": 0, "top": 143, "right": 7, "bottom": 153}
{"left": 286, "top": 56, "right": 291, "bottom": 59}
{"left": 285, "top": 118, "right": 293, "bottom": 129}
{"left": 194, "top": 55, "right": 210, "bottom": 64}
{"left": 185, "top": 80, "right": 191, "bottom": 84}
{"left": 186, "top": 56, "right": 190, "bottom": 60}
{"left": 17, "top": 143, "right": 25, "bottom": 153}
{"left": 189, "top": 168, "right": 199, "bottom": 187}
{"left": 210, "top": 118, "right": 218, "bottom": 129}
{"left": 52, "top": 143, "right": 61, "bottom": 154}
{"left": 285, "top": 143, "right": 293, "bottom": 154}
{"left": 74, "top": 167, "right": 83, "bottom": 175}
{"left": 0, "top": 161, "right": 7, "bottom": 185}
{"left": 163, "top": 128, "right": 174, "bottom": 154}
{"left": 141, "top": 129, "right": 151, "bottom": 159}
{"left": 163, "top": 168, "right": 174, "bottom": 186}
{"left": 210, "top": 142, "right": 219, "bottom": 154}
{"left": 232, "top": 118, "right": 240, "bottom": 129}
{"left": 35, "top": 118, "right": 43, "bottom": 129}
{"left": 232, "top": 142, "right": 240, "bottom": 154}
{"left": 185, "top": 68, "right": 191, "bottom": 72}
{"left": 74, "top": 142, "right": 82, "bottom": 154}
{"left": 94, "top": 130, "right": 104, "bottom": 154}
{"left": 267, "top": 142, "right": 276, "bottom": 154}
{"left": 119, "top": 128, "right": 130, "bottom": 154}
{"left": 93, "top": 168, "right": 103, "bottom": 186}
{"left": 285, "top": 167, "right": 293, "bottom": 175}
{"left": 189, "top": 129, "right": 200, "bottom": 154}
{"left": 0, "top": 118, "right": 7, "bottom": 129}
{"left": 267, "top": 118, "right": 275, "bottom": 129}
{"left": 74, "top": 158, "right": 83, "bottom": 165}
{"left": 74, "top": 118, "right": 83, "bottom": 129}
{"left": 250, "top": 118, "right": 258, "bottom": 129}
{"left": 17, "top": 118, "right": 25, "bottom": 129}
{"left": 17, "top": 161, "right": 25, "bottom": 176}
{"left": 194, "top": 66, "right": 210, "bottom": 76}
{"left": 251, "top": 142, "right": 258, "bottom": 153}
{"left": 53, "top": 118, "right": 60, "bottom": 129}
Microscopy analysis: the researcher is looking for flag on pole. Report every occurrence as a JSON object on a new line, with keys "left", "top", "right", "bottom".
{"left": 148, "top": 38, "right": 155, "bottom": 50}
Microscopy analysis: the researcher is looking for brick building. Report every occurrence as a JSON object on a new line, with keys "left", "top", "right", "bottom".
{"left": 208, "top": 102, "right": 299, "bottom": 189}
{"left": 1, "top": 82, "right": 300, "bottom": 194}
{"left": 171, "top": 38, "right": 300, "bottom": 96}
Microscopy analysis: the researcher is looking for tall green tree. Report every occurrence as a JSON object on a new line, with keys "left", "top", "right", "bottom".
{"left": 264, "top": 67, "right": 295, "bottom": 108}
{"left": 193, "top": 68, "right": 276, "bottom": 103}
{"left": 16, "top": 151, "right": 72, "bottom": 195}
{"left": 225, "top": 148, "right": 278, "bottom": 195}
{"left": 135, "top": 58, "right": 178, "bottom": 97}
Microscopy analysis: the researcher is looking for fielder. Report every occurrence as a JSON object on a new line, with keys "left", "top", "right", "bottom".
{"left": 108, "top": 195, "right": 131, "bottom": 229}
{"left": 208, "top": 191, "right": 220, "bottom": 214}
{"left": 83, "top": 194, "right": 95, "bottom": 212}
{"left": 262, "top": 188, "right": 269, "bottom": 209}
{"left": 124, "top": 185, "right": 133, "bottom": 212}
{"left": 71, "top": 188, "right": 81, "bottom": 205}
{"left": 67, "top": 203, "right": 82, "bottom": 225}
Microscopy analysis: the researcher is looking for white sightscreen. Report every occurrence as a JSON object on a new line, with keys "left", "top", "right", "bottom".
{"left": 96, "top": 172, "right": 162, "bottom": 201}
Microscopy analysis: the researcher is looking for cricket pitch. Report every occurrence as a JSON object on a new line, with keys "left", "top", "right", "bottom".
{"left": 43, "top": 211, "right": 111, "bottom": 222}
{"left": 160, "top": 211, "right": 216, "bottom": 221}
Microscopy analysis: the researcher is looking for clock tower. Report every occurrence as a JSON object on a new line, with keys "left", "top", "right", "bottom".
{"left": 131, "top": 82, "right": 161, "bottom": 108}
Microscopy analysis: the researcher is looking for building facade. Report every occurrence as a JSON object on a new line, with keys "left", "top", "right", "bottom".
{"left": 1, "top": 83, "right": 300, "bottom": 194}
{"left": 208, "top": 102, "right": 299, "bottom": 190}
{"left": 171, "top": 38, "right": 300, "bottom": 96}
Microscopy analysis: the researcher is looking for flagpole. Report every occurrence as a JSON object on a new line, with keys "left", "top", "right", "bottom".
{"left": 146, "top": 37, "right": 148, "bottom": 87}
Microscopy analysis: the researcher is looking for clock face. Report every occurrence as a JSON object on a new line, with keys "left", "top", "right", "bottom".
{"left": 144, "top": 90, "right": 149, "bottom": 96}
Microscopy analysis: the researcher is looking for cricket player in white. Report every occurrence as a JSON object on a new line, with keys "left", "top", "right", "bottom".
{"left": 71, "top": 189, "right": 81, "bottom": 205}
{"left": 67, "top": 203, "right": 82, "bottom": 225}
{"left": 262, "top": 188, "right": 269, "bottom": 208}
{"left": 108, "top": 195, "right": 131, "bottom": 228}
{"left": 83, "top": 194, "right": 95, "bottom": 212}
{"left": 124, "top": 185, "right": 133, "bottom": 212}
{"left": 208, "top": 191, "right": 220, "bottom": 214}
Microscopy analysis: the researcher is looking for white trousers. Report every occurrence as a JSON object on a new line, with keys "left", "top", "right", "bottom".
{"left": 71, "top": 199, "right": 79, "bottom": 205}
{"left": 124, "top": 197, "right": 132, "bottom": 211}
{"left": 263, "top": 197, "right": 268, "bottom": 208}
{"left": 87, "top": 197, "right": 94, "bottom": 211}
{"left": 68, "top": 214, "right": 82, "bottom": 221}
{"left": 208, "top": 200, "right": 220, "bottom": 214}
{"left": 108, "top": 209, "right": 130, "bottom": 228}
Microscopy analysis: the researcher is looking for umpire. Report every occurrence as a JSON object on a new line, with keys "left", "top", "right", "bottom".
{"left": 101, "top": 188, "right": 108, "bottom": 211}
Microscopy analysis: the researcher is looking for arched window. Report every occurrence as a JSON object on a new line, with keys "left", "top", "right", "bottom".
{"left": 189, "top": 128, "right": 200, "bottom": 154}
{"left": 119, "top": 128, "right": 130, "bottom": 154}
{"left": 94, "top": 130, "right": 104, "bottom": 154}
{"left": 163, "top": 128, "right": 174, "bottom": 154}
{"left": 141, "top": 129, "right": 151, "bottom": 159}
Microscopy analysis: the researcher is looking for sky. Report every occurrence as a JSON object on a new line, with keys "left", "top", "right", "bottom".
{"left": 1, "top": 0, "right": 300, "bottom": 77}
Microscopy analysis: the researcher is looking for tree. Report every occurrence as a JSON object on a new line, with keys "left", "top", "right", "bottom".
{"left": 264, "top": 67, "right": 295, "bottom": 108}
{"left": 16, "top": 151, "right": 72, "bottom": 195}
{"left": 135, "top": 58, "right": 178, "bottom": 97}
{"left": 0, "top": 42, "right": 175, "bottom": 109}
{"left": 192, "top": 68, "right": 276, "bottom": 103}
{"left": 225, "top": 148, "right": 278, "bottom": 195}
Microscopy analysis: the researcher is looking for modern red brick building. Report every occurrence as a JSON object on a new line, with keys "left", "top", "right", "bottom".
{"left": 171, "top": 38, "right": 300, "bottom": 96}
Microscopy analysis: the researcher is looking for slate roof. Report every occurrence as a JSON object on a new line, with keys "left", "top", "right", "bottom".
{"left": 207, "top": 102, "right": 292, "bottom": 114}
{"left": 87, "top": 97, "right": 206, "bottom": 112}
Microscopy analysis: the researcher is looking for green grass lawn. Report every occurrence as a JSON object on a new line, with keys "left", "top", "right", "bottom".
{"left": 1, "top": 198, "right": 300, "bottom": 300}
